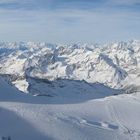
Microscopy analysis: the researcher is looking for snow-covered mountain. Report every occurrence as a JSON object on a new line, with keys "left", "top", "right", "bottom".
{"left": 0, "top": 40, "right": 140, "bottom": 94}
{"left": 0, "top": 40, "right": 140, "bottom": 140}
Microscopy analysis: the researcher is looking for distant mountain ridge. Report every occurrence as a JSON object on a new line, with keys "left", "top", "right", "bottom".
{"left": 0, "top": 40, "right": 140, "bottom": 94}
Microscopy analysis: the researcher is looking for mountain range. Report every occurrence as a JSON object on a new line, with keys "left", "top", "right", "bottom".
{"left": 0, "top": 40, "right": 140, "bottom": 140}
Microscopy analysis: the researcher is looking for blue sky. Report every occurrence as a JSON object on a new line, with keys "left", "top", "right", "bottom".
{"left": 0, "top": 0, "right": 140, "bottom": 43}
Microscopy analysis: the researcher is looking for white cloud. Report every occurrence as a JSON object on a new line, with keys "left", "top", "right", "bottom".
{"left": 0, "top": 7, "right": 139, "bottom": 43}
{"left": 0, "top": 0, "right": 139, "bottom": 43}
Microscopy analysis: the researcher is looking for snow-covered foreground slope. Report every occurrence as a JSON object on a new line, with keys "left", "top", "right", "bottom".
{"left": 0, "top": 76, "right": 140, "bottom": 140}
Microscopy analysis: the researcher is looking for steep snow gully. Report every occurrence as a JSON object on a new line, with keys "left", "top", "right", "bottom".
{"left": 0, "top": 40, "right": 140, "bottom": 140}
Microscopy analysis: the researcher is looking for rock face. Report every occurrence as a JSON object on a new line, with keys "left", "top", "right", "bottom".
{"left": 0, "top": 40, "right": 140, "bottom": 93}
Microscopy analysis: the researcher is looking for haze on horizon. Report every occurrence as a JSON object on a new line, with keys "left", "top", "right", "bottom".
{"left": 0, "top": 0, "right": 140, "bottom": 44}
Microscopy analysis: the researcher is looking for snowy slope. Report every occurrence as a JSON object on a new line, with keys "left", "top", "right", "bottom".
{"left": 0, "top": 76, "right": 140, "bottom": 140}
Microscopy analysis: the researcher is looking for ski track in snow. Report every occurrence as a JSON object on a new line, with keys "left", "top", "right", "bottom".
{"left": 106, "top": 98, "right": 140, "bottom": 140}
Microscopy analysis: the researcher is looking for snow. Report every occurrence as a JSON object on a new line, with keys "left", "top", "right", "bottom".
{"left": 0, "top": 40, "right": 140, "bottom": 92}
{"left": 1, "top": 77, "right": 140, "bottom": 140}
{"left": 0, "top": 40, "right": 140, "bottom": 140}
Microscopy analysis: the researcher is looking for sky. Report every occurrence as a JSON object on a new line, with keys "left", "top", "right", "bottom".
{"left": 0, "top": 0, "right": 140, "bottom": 43}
